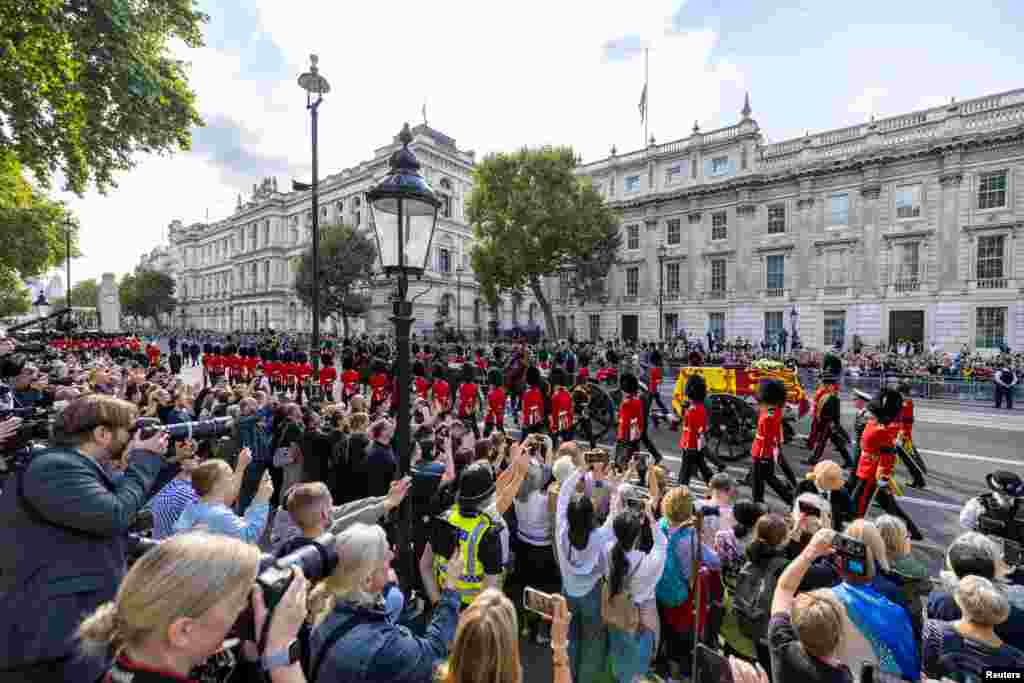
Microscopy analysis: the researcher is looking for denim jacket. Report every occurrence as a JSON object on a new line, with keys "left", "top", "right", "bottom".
{"left": 309, "top": 588, "right": 460, "bottom": 683}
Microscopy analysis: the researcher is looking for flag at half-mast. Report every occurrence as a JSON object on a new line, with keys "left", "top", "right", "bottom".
{"left": 639, "top": 83, "right": 648, "bottom": 123}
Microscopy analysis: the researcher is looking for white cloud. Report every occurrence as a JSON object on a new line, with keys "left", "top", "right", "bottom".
{"left": 60, "top": 0, "right": 748, "bottom": 285}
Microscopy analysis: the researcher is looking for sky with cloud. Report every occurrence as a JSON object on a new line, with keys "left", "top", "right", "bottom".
{"left": 55, "top": 0, "right": 1024, "bottom": 286}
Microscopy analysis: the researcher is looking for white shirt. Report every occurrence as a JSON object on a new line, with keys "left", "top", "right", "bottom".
{"left": 606, "top": 517, "right": 668, "bottom": 605}
{"left": 514, "top": 489, "right": 552, "bottom": 547}
{"left": 556, "top": 468, "right": 616, "bottom": 597}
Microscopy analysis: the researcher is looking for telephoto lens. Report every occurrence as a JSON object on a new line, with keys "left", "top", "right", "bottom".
{"left": 133, "top": 416, "right": 234, "bottom": 441}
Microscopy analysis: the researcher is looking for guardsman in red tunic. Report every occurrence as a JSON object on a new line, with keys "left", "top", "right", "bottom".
{"left": 548, "top": 366, "right": 574, "bottom": 448}
{"left": 678, "top": 374, "right": 713, "bottom": 486}
{"left": 520, "top": 365, "right": 547, "bottom": 440}
{"left": 483, "top": 368, "right": 506, "bottom": 438}
{"left": 319, "top": 351, "right": 337, "bottom": 400}
{"left": 413, "top": 361, "right": 431, "bottom": 402}
{"left": 615, "top": 372, "right": 663, "bottom": 467}
{"left": 747, "top": 378, "right": 793, "bottom": 505}
{"left": 806, "top": 353, "right": 841, "bottom": 452}
{"left": 894, "top": 379, "right": 926, "bottom": 489}
{"left": 368, "top": 357, "right": 391, "bottom": 415}
{"left": 456, "top": 363, "right": 482, "bottom": 438}
{"left": 283, "top": 351, "right": 300, "bottom": 392}
{"left": 340, "top": 353, "right": 360, "bottom": 407}
{"left": 431, "top": 362, "right": 451, "bottom": 414}
{"left": 851, "top": 388, "right": 924, "bottom": 539}
{"left": 803, "top": 355, "right": 851, "bottom": 468}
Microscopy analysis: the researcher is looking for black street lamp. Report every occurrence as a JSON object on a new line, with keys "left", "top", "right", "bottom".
{"left": 368, "top": 122, "right": 440, "bottom": 591}
{"left": 296, "top": 54, "right": 330, "bottom": 397}
{"left": 64, "top": 218, "right": 75, "bottom": 312}
{"left": 456, "top": 266, "right": 464, "bottom": 339}
{"left": 657, "top": 245, "right": 667, "bottom": 341}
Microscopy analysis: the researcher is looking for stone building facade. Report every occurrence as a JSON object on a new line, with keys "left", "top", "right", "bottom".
{"left": 165, "top": 125, "right": 539, "bottom": 338}
{"left": 548, "top": 89, "right": 1024, "bottom": 352}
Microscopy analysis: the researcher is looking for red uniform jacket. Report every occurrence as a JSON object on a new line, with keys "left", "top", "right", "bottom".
{"left": 244, "top": 356, "right": 260, "bottom": 377}
{"left": 319, "top": 366, "right": 337, "bottom": 387}
{"left": 284, "top": 362, "right": 300, "bottom": 384}
{"left": 521, "top": 386, "right": 545, "bottom": 427}
{"left": 550, "top": 387, "right": 574, "bottom": 432}
{"left": 857, "top": 419, "right": 900, "bottom": 480}
{"left": 228, "top": 355, "right": 244, "bottom": 379}
{"left": 897, "top": 398, "right": 914, "bottom": 437}
{"left": 577, "top": 367, "right": 590, "bottom": 380}
{"left": 751, "top": 406, "right": 783, "bottom": 461}
{"left": 266, "top": 361, "right": 282, "bottom": 381}
{"left": 649, "top": 367, "right": 663, "bottom": 391}
{"left": 432, "top": 379, "right": 451, "bottom": 409}
{"left": 617, "top": 395, "right": 644, "bottom": 442}
{"left": 341, "top": 369, "right": 360, "bottom": 396}
{"left": 486, "top": 387, "right": 506, "bottom": 425}
{"left": 679, "top": 402, "right": 707, "bottom": 450}
{"left": 297, "top": 362, "right": 313, "bottom": 384}
{"left": 369, "top": 372, "right": 390, "bottom": 403}
{"left": 457, "top": 382, "right": 479, "bottom": 418}
{"left": 414, "top": 377, "right": 431, "bottom": 401}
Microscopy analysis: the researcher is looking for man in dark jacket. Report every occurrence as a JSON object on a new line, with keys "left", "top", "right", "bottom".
{"left": 0, "top": 395, "right": 169, "bottom": 683}
{"left": 363, "top": 417, "right": 398, "bottom": 498}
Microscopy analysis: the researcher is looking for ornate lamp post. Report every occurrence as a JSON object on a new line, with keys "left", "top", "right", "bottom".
{"left": 295, "top": 54, "right": 330, "bottom": 395}
{"left": 657, "top": 245, "right": 667, "bottom": 341}
{"left": 368, "top": 122, "right": 440, "bottom": 591}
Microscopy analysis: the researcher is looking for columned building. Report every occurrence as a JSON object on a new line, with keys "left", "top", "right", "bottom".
{"left": 553, "top": 89, "right": 1024, "bottom": 352}
{"left": 165, "top": 125, "right": 540, "bottom": 338}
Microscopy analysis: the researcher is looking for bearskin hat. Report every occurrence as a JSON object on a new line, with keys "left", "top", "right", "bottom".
{"left": 260, "top": 349, "right": 270, "bottom": 362}
{"left": 342, "top": 353, "right": 354, "bottom": 370}
{"left": 620, "top": 372, "right": 639, "bottom": 395}
{"left": 526, "top": 365, "right": 542, "bottom": 387}
{"left": 821, "top": 354, "right": 842, "bottom": 382}
{"left": 374, "top": 342, "right": 390, "bottom": 358}
{"left": 757, "top": 378, "right": 787, "bottom": 407}
{"left": 487, "top": 368, "right": 503, "bottom": 387}
{"left": 413, "top": 360, "right": 426, "bottom": 377}
{"left": 549, "top": 366, "right": 568, "bottom": 388}
{"left": 869, "top": 388, "right": 903, "bottom": 424}
{"left": 411, "top": 343, "right": 420, "bottom": 355}
{"left": 321, "top": 352, "right": 334, "bottom": 366}
{"left": 296, "top": 352, "right": 308, "bottom": 364}
{"left": 461, "top": 362, "right": 477, "bottom": 383}
{"left": 213, "top": 345, "right": 223, "bottom": 356}
{"left": 223, "top": 344, "right": 236, "bottom": 356}
{"left": 684, "top": 373, "right": 707, "bottom": 403}
{"left": 202, "top": 343, "right": 212, "bottom": 354}
{"left": 492, "top": 346, "right": 504, "bottom": 363}
{"left": 371, "top": 356, "right": 388, "bottom": 374}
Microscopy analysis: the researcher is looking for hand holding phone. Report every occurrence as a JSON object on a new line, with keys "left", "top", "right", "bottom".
{"left": 523, "top": 586, "right": 556, "bottom": 619}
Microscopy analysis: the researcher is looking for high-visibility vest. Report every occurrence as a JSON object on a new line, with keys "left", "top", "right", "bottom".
{"left": 433, "top": 505, "right": 496, "bottom": 606}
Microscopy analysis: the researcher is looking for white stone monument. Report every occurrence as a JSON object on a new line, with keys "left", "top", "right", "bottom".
{"left": 99, "top": 273, "right": 121, "bottom": 332}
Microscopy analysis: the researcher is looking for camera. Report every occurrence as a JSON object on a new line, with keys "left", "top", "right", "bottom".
{"left": 832, "top": 533, "right": 868, "bottom": 576}
{"left": 132, "top": 416, "right": 233, "bottom": 441}
{"left": 622, "top": 485, "right": 651, "bottom": 512}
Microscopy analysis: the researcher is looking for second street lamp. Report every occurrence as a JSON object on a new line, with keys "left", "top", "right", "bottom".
{"left": 297, "top": 54, "right": 330, "bottom": 398}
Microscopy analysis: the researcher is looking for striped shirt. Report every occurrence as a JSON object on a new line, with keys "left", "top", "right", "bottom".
{"left": 146, "top": 478, "right": 199, "bottom": 540}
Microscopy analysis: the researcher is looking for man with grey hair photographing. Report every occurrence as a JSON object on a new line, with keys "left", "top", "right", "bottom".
{"left": 0, "top": 393, "right": 170, "bottom": 683}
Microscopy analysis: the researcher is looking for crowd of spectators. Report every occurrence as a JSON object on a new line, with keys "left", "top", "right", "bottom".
{"left": 1, "top": 332, "right": 1023, "bottom": 683}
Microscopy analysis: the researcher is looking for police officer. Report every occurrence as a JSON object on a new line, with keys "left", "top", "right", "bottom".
{"left": 419, "top": 462, "right": 505, "bottom": 609}
{"left": 962, "top": 471, "right": 1024, "bottom": 586}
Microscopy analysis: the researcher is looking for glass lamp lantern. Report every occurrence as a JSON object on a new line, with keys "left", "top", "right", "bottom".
{"left": 367, "top": 123, "right": 441, "bottom": 276}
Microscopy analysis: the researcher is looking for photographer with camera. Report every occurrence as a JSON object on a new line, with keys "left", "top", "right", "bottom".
{"left": 0, "top": 394, "right": 170, "bottom": 683}
{"left": 961, "top": 471, "right": 1024, "bottom": 587}
{"left": 77, "top": 530, "right": 309, "bottom": 683}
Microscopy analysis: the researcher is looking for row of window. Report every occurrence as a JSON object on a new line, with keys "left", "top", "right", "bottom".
{"left": 598, "top": 233, "right": 1008, "bottom": 299}
{"left": 573, "top": 306, "right": 1008, "bottom": 349}
{"left": 623, "top": 152, "right": 750, "bottom": 194}
{"left": 622, "top": 170, "right": 1009, "bottom": 248}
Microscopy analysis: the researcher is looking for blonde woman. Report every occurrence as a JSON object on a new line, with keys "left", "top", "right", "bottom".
{"left": 77, "top": 531, "right": 308, "bottom": 683}
{"left": 308, "top": 523, "right": 465, "bottom": 683}
{"left": 436, "top": 588, "right": 572, "bottom": 683}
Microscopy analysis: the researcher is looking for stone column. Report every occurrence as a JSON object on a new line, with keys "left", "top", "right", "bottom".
{"left": 99, "top": 273, "right": 121, "bottom": 332}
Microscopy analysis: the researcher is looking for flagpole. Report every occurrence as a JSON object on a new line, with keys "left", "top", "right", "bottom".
{"left": 644, "top": 47, "right": 649, "bottom": 146}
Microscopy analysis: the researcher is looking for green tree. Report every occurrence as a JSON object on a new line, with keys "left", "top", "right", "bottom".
{"left": 0, "top": 0, "right": 208, "bottom": 195}
{"left": 51, "top": 278, "right": 99, "bottom": 309}
{"left": 0, "top": 270, "right": 32, "bottom": 318}
{"left": 294, "top": 223, "right": 376, "bottom": 339}
{"left": 467, "top": 146, "right": 619, "bottom": 338}
{"left": 121, "top": 270, "right": 175, "bottom": 328}
{"left": 0, "top": 151, "right": 77, "bottom": 288}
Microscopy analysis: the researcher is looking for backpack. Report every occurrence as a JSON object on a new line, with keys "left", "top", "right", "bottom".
{"left": 733, "top": 554, "right": 788, "bottom": 643}
{"left": 656, "top": 520, "right": 693, "bottom": 608}
{"left": 601, "top": 564, "right": 641, "bottom": 633}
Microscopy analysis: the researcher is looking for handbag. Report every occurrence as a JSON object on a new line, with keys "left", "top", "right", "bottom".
{"left": 601, "top": 564, "right": 641, "bottom": 633}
